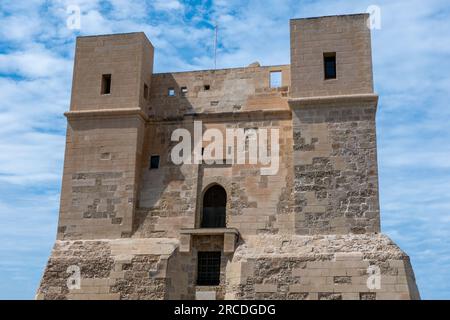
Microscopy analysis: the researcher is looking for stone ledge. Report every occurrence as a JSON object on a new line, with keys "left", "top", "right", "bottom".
{"left": 65, "top": 108, "right": 149, "bottom": 121}
{"left": 288, "top": 93, "right": 378, "bottom": 108}
{"left": 146, "top": 109, "right": 292, "bottom": 124}
{"left": 179, "top": 228, "right": 240, "bottom": 253}
{"left": 180, "top": 228, "right": 239, "bottom": 236}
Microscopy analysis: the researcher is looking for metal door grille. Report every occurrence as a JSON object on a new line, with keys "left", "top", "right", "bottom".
{"left": 197, "top": 251, "right": 221, "bottom": 286}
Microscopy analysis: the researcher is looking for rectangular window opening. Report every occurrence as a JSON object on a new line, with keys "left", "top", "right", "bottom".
{"left": 168, "top": 87, "right": 175, "bottom": 96}
{"left": 197, "top": 252, "right": 221, "bottom": 286}
{"left": 269, "top": 71, "right": 282, "bottom": 88}
{"left": 204, "top": 84, "right": 210, "bottom": 91}
{"left": 143, "top": 83, "right": 149, "bottom": 99}
{"left": 101, "top": 74, "right": 111, "bottom": 95}
{"left": 180, "top": 87, "right": 188, "bottom": 97}
{"left": 324, "top": 53, "right": 337, "bottom": 80}
{"left": 149, "top": 155, "right": 160, "bottom": 169}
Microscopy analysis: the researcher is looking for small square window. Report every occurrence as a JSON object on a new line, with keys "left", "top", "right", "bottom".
{"left": 180, "top": 87, "right": 188, "bottom": 97}
{"left": 168, "top": 88, "right": 175, "bottom": 96}
{"left": 324, "top": 53, "right": 337, "bottom": 79}
{"left": 270, "top": 71, "right": 282, "bottom": 88}
{"left": 101, "top": 74, "right": 111, "bottom": 95}
{"left": 143, "top": 83, "right": 149, "bottom": 99}
{"left": 197, "top": 252, "right": 221, "bottom": 286}
{"left": 149, "top": 155, "right": 160, "bottom": 169}
{"left": 204, "top": 84, "right": 210, "bottom": 91}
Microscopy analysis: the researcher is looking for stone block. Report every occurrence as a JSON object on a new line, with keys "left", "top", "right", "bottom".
{"left": 179, "top": 234, "right": 191, "bottom": 253}
{"left": 224, "top": 233, "right": 237, "bottom": 253}
{"left": 255, "top": 284, "right": 278, "bottom": 293}
{"left": 196, "top": 290, "right": 216, "bottom": 300}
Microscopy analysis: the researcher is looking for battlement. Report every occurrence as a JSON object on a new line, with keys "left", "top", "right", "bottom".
{"left": 148, "top": 64, "right": 291, "bottom": 118}
{"left": 69, "top": 13, "right": 373, "bottom": 119}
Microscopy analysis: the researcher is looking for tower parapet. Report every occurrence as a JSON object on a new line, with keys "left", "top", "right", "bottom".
{"left": 290, "top": 14, "right": 373, "bottom": 98}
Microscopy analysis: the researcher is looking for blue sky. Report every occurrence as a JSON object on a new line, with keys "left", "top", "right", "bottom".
{"left": 0, "top": 0, "right": 449, "bottom": 299}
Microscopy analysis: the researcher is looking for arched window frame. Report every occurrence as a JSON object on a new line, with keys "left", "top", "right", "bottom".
{"left": 200, "top": 184, "right": 227, "bottom": 228}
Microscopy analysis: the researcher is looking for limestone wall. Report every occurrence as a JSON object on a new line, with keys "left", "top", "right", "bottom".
{"left": 36, "top": 239, "right": 179, "bottom": 300}
{"left": 135, "top": 113, "right": 294, "bottom": 239}
{"left": 58, "top": 113, "right": 146, "bottom": 239}
{"left": 148, "top": 65, "right": 290, "bottom": 119}
{"left": 226, "top": 234, "right": 420, "bottom": 300}
{"left": 290, "top": 96, "right": 380, "bottom": 235}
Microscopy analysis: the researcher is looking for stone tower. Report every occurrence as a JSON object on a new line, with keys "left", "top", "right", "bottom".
{"left": 37, "top": 14, "right": 420, "bottom": 300}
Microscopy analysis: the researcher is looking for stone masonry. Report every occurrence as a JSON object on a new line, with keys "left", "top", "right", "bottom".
{"left": 37, "top": 14, "right": 420, "bottom": 300}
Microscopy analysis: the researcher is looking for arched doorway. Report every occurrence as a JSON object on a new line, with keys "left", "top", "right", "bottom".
{"left": 201, "top": 185, "right": 226, "bottom": 228}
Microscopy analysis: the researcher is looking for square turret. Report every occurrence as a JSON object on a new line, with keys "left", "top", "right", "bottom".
{"left": 290, "top": 14, "right": 373, "bottom": 98}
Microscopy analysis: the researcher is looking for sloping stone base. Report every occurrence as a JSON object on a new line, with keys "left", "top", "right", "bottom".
{"left": 36, "top": 239, "right": 179, "bottom": 300}
{"left": 36, "top": 234, "right": 419, "bottom": 300}
{"left": 226, "top": 234, "right": 420, "bottom": 300}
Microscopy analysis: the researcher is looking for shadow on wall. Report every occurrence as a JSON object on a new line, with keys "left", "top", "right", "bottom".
{"left": 134, "top": 73, "right": 205, "bottom": 237}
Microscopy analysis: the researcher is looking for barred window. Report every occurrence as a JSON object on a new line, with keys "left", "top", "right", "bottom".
{"left": 197, "top": 252, "right": 221, "bottom": 286}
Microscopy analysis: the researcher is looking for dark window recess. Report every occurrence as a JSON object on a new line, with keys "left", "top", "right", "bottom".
{"left": 180, "top": 87, "right": 188, "bottom": 96}
{"left": 168, "top": 87, "right": 175, "bottom": 96}
{"left": 201, "top": 185, "right": 226, "bottom": 228}
{"left": 204, "top": 84, "right": 210, "bottom": 91}
{"left": 101, "top": 74, "right": 111, "bottom": 94}
{"left": 197, "top": 252, "right": 221, "bottom": 286}
{"left": 149, "top": 155, "right": 160, "bottom": 169}
{"left": 324, "top": 53, "right": 337, "bottom": 79}
{"left": 144, "top": 83, "right": 149, "bottom": 99}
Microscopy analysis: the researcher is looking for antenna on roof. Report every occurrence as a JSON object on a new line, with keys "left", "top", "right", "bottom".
{"left": 214, "top": 23, "right": 218, "bottom": 70}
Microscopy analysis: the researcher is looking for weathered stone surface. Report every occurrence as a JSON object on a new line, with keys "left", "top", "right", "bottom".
{"left": 37, "top": 235, "right": 419, "bottom": 300}
{"left": 225, "top": 234, "right": 420, "bottom": 300}
{"left": 36, "top": 239, "right": 178, "bottom": 300}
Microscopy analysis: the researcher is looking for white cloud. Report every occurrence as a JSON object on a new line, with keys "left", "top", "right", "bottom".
{"left": 153, "top": 0, "right": 184, "bottom": 12}
{"left": 0, "top": 49, "right": 71, "bottom": 78}
{"left": 79, "top": 9, "right": 114, "bottom": 34}
{"left": 0, "top": 15, "right": 42, "bottom": 42}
